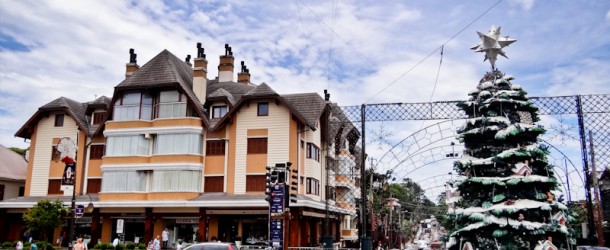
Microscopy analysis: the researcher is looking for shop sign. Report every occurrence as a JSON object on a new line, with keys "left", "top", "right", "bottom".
{"left": 75, "top": 217, "right": 92, "bottom": 224}
{"left": 176, "top": 218, "right": 199, "bottom": 224}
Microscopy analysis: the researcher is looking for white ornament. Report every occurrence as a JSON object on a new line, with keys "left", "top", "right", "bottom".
{"left": 471, "top": 25, "right": 517, "bottom": 70}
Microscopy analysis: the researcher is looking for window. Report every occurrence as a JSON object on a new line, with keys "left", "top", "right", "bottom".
{"left": 106, "top": 135, "right": 149, "bottom": 156}
{"left": 205, "top": 176, "right": 224, "bottom": 192}
{"left": 113, "top": 91, "right": 152, "bottom": 121}
{"left": 18, "top": 186, "right": 24, "bottom": 197}
{"left": 152, "top": 170, "right": 201, "bottom": 192}
{"left": 326, "top": 186, "right": 336, "bottom": 200}
{"left": 307, "top": 143, "right": 320, "bottom": 162}
{"left": 54, "top": 114, "right": 64, "bottom": 127}
{"left": 52, "top": 146, "right": 60, "bottom": 161}
{"left": 154, "top": 133, "right": 202, "bottom": 155}
{"left": 90, "top": 145, "right": 105, "bottom": 159}
{"left": 212, "top": 106, "right": 228, "bottom": 118}
{"left": 48, "top": 179, "right": 62, "bottom": 195}
{"left": 246, "top": 175, "right": 266, "bottom": 192}
{"left": 247, "top": 138, "right": 268, "bottom": 154}
{"left": 92, "top": 112, "right": 106, "bottom": 125}
{"left": 257, "top": 102, "right": 268, "bottom": 116}
{"left": 0, "top": 185, "right": 4, "bottom": 200}
{"left": 101, "top": 171, "right": 148, "bottom": 192}
{"left": 156, "top": 91, "right": 187, "bottom": 118}
{"left": 206, "top": 140, "right": 225, "bottom": 155}
{"left": 87, "top": 179, "right": 101, "bottom": 194}
{"left": 306, "top": 178, "right": 319, "bottom": 195}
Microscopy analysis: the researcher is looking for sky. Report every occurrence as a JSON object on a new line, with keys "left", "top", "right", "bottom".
{"left": 1, "top": 0, "right": 609, "bottom": 199}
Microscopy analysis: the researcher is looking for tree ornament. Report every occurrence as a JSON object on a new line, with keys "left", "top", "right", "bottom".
{"left": 471, "top": 25, "right": 517, "bottom": 70}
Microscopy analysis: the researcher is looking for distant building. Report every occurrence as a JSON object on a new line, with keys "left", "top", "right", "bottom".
{"left": 0, "top": 145, "right": 27, "bottom": 240}
{"left": 1, "top": 44, "right": 360, "bottom": 247}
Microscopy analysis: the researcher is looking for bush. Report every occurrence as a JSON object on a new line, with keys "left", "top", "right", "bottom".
{"left": 33, "top": 242, "right": 53, "bottom": 250}
{"left": 94, "top": 243, "right": 111, "bottom": 250}
{"left": 126, "top": 243, "right": 136, "bottom": 250}
{"left": 137, "top": 243, "right": 146, "bottom": 249}
{"left": 24, "top": 242, "right": 32, "bottom": 248}
{"left": 115, "top": 243, "right": 125, "bottom": 250}
{"left": 2, "top": 242, "right": 15, "bottom": 248}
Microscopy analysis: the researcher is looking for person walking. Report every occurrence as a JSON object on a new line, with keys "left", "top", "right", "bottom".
{"left": 16, "top": 240, "right": 23, "bottom": 250}
{"left": 154, "top": 235, "right": 161, "bottom": 250}
{"left": 72, "top": 238, "right": 86, "bottom": 250}
{"left": 162, "top": 228, "right": 169, "bottom": 249}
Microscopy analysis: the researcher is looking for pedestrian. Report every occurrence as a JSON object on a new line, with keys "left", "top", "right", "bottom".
{"left": 162, "top": 228, "right": 169, "bottom": 249}
{"left": 176, "top": 240, "right": 183, "bottom": 250}
{"left": 57, "top": 232, "right": 64, "bottom": 246}
{"left": 16, "top": 240, "right": 23, "bottom": 250}
{"left": 154, "top": 235, "right": 161, "bottom": 250}
{"left": 112, "top": 238, "right": 119, "bottom": 248}
{"left": 73, "top": 238, "right": 86, "bottom": 250}
{"left": 31, "top": 241, "right": 37, "bottom": 250}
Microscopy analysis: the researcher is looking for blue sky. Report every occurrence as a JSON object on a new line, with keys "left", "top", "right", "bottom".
{"left": 1, "top": 0, "right": 609, "bottom": 198}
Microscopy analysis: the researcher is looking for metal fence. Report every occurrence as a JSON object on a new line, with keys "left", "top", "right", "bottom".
{"left": 323, "top": 94, "right": 609, "bottom": 248}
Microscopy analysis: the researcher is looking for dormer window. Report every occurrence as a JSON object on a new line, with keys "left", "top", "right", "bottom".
{"left": 156, "top": 91, "right": 187, "bottom": 118}
{"left": 92, "top": 112, "right": 106, "bottom": 125}
{"left": 113, "top": 91, "right": 152, "bottom": 121}
{"left": 212, "top": 105, "right": 228, "bottom": 119}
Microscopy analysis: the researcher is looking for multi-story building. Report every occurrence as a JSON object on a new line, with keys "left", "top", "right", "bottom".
{"left": 1, "top": 44, "right": 360, "bottom": 247}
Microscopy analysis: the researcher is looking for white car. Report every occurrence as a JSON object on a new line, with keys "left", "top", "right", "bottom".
{"left": 417, "top": 240, "right": 429, "bottom": 250}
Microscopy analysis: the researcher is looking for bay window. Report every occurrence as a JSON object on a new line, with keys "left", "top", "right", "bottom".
{"left": 156, "top": 91, "right": 187, "bottom": 118}
{"left": 153, "top": 133, "right": 202, "bottom": 155}
{"left": 151, "top": 170, "right": 201, "bottom": 192}
{"left": 101, "top": 171, "right": 148, "bottom": 192}
{"left": 212, "top": 105, "right": 227, "bottom": 118}
{"left": 113, "top": 91, "right": 152, "bottom": 121}
{"left": 106, "top": 135, "right": 149, "bottom": 156}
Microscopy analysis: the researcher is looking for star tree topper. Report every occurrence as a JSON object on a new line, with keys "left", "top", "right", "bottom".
{"left": 471, "top": 25, "right": 516, "bottom": 70}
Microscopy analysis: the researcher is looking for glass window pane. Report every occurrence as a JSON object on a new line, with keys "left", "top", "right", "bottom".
{"left": 160, "top": 91, "right": 180, "bottom": 103}
{"left": 122, "top": 92, "right": 141, "bottom": 105}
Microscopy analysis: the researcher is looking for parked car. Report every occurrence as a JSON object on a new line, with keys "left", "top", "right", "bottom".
{"left": 184, "top": 242, "right": 239, "bottom": 250}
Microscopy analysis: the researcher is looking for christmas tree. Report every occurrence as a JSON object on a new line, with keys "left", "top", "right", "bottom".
{"left": 446, "top": 26, "right": 572, "bottom": 249}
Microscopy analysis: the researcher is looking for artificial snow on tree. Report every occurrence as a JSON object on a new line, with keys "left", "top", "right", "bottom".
{"left": 446, "top": 26, "right": 573, "bottom": 249}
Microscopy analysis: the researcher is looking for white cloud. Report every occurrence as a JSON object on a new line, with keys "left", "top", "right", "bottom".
{"left": 0, "top": 0, "right": 609, "bottom": 194}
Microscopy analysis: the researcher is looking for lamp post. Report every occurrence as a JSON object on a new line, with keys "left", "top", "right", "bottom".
{"left": 57, "top": 137, "right": 78, "bottom": 247}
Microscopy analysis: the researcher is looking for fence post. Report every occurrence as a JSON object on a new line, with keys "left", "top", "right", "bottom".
{"left": 360, "top": 104, "right": 371, "bottom": 250}
{"left": 576, "top": 95, "right": 596, "bottom": 244}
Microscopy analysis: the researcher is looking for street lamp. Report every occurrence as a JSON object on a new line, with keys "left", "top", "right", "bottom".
{"left": 85, "top": 194, "right": 94, "bottom": 213}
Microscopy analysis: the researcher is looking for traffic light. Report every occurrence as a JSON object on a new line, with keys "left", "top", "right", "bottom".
{"left": 286, "top": 162, "right": 298, "bottom": 205}
{"left": 275, "top": 163, "right": 286, "bottom": 183}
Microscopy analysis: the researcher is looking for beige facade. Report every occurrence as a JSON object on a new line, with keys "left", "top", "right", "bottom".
{"left": 2, "top": 45, "right": 360, "bottom": 247}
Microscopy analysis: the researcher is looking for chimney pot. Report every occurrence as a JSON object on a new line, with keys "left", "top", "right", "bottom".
{"left": 185, "top": 55, "right": 191, "bottom": 65}
{"left": 125, "top": 48, "right": 139, "bottom": 78}
{"left": 197, "top": 43, "right": 206, "bottom": 59}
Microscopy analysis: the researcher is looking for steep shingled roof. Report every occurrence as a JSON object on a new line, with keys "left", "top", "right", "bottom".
{"left": 282, "top": 93, "right": 327, "bottom": 129}
{"left": 15, "top": 97, "right": 89, "bottom": 139}
{"left": 0, "top": 145, "right": 27, "bottom": 181}
{"left": 114, "top": 50, "right": 206, "bottom": 121}
{"left": 207, "top": 88, "right": 237, "bottom": 106}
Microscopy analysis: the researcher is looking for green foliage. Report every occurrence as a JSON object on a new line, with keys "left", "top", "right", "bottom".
{"left": 9, "top": 147, "right": 28, "bottom": 157}
{"left": 2, "top": 242, "right": 15, "bottom": 248}
{"left": 126, "top": 243, "right": 136, "bottom": 249}
{"left": 35, "top": 241, "right": 53, "bottom": 250}
{"left": 22, "top": 200, "right": 68, "bottom": 242}
{"left": 137, "top": 243, "right": 147, "bottom": 249}
{"left": 94, "top": 243, "right": 114, "bottom": 250}
{"left": 115, "top": 243, "right": 125, "bottom": 250}
{"left": 24, "top": 242, "right": 32, "bottom": 248}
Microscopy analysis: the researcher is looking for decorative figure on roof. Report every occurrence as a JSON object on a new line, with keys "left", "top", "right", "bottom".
{"left": 471, "top": 25, "right": 516, "bottom": 70}
{"left": 129, "top": 48, "right": 137, "bottom": 64}
{"left": 185, "top": 55, "right": 191, "bottom": 64}
{"left": 197, "top": 43, "right": 205, "bottom": 58}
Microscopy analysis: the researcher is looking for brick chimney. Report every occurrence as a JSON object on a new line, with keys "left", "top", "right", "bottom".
{"left": 218, "top": 44, "right": 234, "bottom": 82}
{"left": 237, "top": 61, "right": 250, "bottom": 85}
{"left": 193, "top": 43, "right": 208, "bottom": 103}
{"left": 125, "top": 48, "right": 139, "bottom": 78}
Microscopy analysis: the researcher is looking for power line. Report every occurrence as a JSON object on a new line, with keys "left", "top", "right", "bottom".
{"left": 365, "top": 0, "right": 504, "bottom": 104}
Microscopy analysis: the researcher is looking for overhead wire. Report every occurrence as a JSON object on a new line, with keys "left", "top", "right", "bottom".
{"left": 364, "top": 0, "right": 504, "bottom": 104}
{"left": 326, "top": 0, "right": 339, "bottom": 91}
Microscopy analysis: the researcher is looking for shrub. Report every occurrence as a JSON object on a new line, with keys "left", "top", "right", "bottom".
{"left": 34, "top": 242, "right": 53, "bottom": 250}
{"left": 137, "top": 243, "right": 146, "bottom": 249}
{"left": 2, "top": 242, "right": 15, "bottom": 248}
{"left": 115, "top": 243, "right": 125, "bottom": 250}
{"left": 126, "top": 243, "right": 136, "bottom": 250}
{"left": 24, "top": 242, "right": 32, "bottom": 248}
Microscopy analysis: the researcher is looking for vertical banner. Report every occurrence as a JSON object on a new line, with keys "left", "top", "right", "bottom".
{"left": 269, "top": 183, "right": 285, "bottom": 250}
{"left": 61, "top": 162, "right": 76, "bottom": 186}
